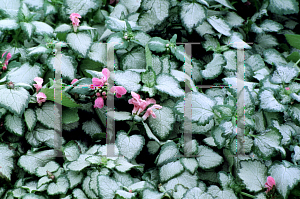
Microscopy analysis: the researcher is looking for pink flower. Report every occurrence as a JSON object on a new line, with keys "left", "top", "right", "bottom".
{"left": 109, "top": 0, "right": 119, "bottom": 4}
{"left": 2, "top": 51, "right": 11, "bottom": 70}
{"left": 265, "top": 176, "right": 276, "bottom": 193}
{"left": 33, "top": 77, "right": 43, "bottom": 93}
{"left": 142, "top": 104, "right": 162, "bottom": 120}
{"left": 71, "top": 79, "right": 78, "bottom": 84}
{"left": 90, "top": 68, "right": 111, "bottom": 90}
{"left": 69, "top": 13, "right": 81, "bottom": 32}
{"left": 36, "top": 92, "right": 47, "bottom": 105}
{"left": 285, "top": 87, "right": 290, "bottom": 91}
{"left": 94, "top": 97, "right": 104, "bottom": 109}
{"left": 128, "top": 92, "right": 156, "bottom": 115}
{"left": 110, "top": 86, "right": 127, "bottom": 98}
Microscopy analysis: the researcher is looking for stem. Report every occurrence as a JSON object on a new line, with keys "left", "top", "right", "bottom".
{"left": 240, "top": 192, "right": 256, "bottom": 198}
{"left": 127, "top": 121, "right": 136, "bottom": 136}
{"left": 247, "top": 134, "right": 257, "bottom": 138}
{"left": 292, "top": 57, "right": 300, "bottom": 68}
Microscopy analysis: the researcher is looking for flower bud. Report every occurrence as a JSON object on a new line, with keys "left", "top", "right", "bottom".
{"left": 102, "top": 91, "right": 106, "bottom": 96}
{"left": 166, "top": 44, "right": 169, "bottom": 47}
{"left": 7, "top": 81, "right": 14, "bottom": 89}
{"left": 96, "top": 92, "right": 101, "bottom": 97}
{"left": 124, "top": 36, "right": 128, "bottom": 40}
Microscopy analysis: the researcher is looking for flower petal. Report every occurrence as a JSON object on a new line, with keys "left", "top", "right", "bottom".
{"left": 94, "top": 97, "right": 104, "bottom": 109}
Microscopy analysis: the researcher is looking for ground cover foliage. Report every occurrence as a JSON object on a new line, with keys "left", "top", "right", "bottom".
{"left": 0, "top": 0, "right": 300, "bottom": 198}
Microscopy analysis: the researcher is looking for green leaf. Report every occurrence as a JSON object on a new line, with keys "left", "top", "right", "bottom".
{"left": 147, "top": 106, "right": 175, "bottom": 141}
{"left": 269, "top": 161, "right": 300, "bottom": 199}
{"left": 40, "top": 88, "right": 81, "bottom": 108}
{"left": 253, "top": 128, "right": 286, "bottom": 159}
{"left": 66, "top": 33, "right": 92, "bottom": 57}
{"left": 142, "top": 121, "right": 161, "bottom": 144}
{"left": 195, "top": 21, "right": 215, "bottom": 37}
{"left": 223, "top": 50, "right": 236, "bottom": 71}
{"left": 116, "top": 131, "right": 145, "bottom": 161}
{"left": 31, "top": 21, "right": 54, "bottom": 36}
{"left": 141, "top": 66, "right": 156, "bottom": 88}
{"left": 287, "top": 51, "right": 300, "bottom": 64}
{"left": 160, "top": 160, "right": 184, "bottom": 183}
{"left": 47, "top": 176, "right": 69, "bottom": 195}
{"left": 180, "top": 2, "right": 207, "bottom": 33}
{"left": 107, "top": 111, "right": 132, "bottom": 121}
{"left": 211, "top": 126, "right": 226, "bottom": 149}
{"left": 114, "top": 70, "right": 141, "bottom": 92}
{"left": 145, "top": 44, "right": 152, "bottom": 68}
{"left": 245, "top": 54, "right": 265, "bottom": 72}
{"left": 97, "top": 175, "right": 121, "bottom": 199}
{"left": 287, "top": 104, "right": 300, "bottom": 125}
{"left": 201, "top": 53, "right": 225, "bottom": 80}
{"left": 0, "top": 0, "right": 21, "bottom": 18}
{"left": 207, "top": 185, "right": 238, "bottom": 199}
{"left": 54, "top": 24, "right": 72, "bottom": 33}
{"left": 155, "top": 141, "right": 179, "bottom": 166}
{"left": 272, "top": 120, "right": 293, "bottom": 146}
{"left": 260, "top": 19, "right": 284, "bottom": 32}
{"left": 4, "top": 114, "right": 24, "bottom": 136}
{"left": 7, "top": 62, "right": 43, "bottom": 85}
{"left": 18, "top": 149, "right": 56, "bottom": 175}
{"left": 141, "top": 0, "right": 170, "bottom": 21}
{"left": 237, "top": 160, "right": 267, "bottom": 192}
{"left": 155, "top": 74, "right": 184, "bottom": 97}
{"left": 88, "top": 43, "right": 107, "bottom": 65}
{"left": 175, "top": 92, "right": 216, "bottom": 125}
{"left": 0, "top": 87, "right": 30, "bottom": 116}
{"left": 218, "top": 171, "right": 234, "bottom": 190}
{"left": 285, "top": 34, "right": 300, "bottom": 50}
{"left": 259, "top": 89, "right": 285, "bottom": 112}
{"left": 225, "top": 12, "right": 243, "bottom": 27}
{"left": 196, "top": 145, "right": 223, "bottom": 169}
{"left": 267, "top": 0, "right": 299, "bottom": 15}
{"left": 132, "top": 31, "right": 151, "bottom": 47}
{"left": 62, "top": 107, "right": 79, "bottom": 125}
{"left": 115, "top": 190, "right": 136, "bottom": 199}
{"left": 292, "top": 146, "right": 300, "bottom": 165}
{"left": 147, "top": 37, "right": 168, "bottom": 53}
{"left": 37, "top": 176, "right": 52, "bottom": 189}
{"left": 0, "top": 143, "right": 15, "bottom": 181}
{"left": 27, "top": 46, "right": 48, "bottom": 56}
{"left": 121, "top": 47, "right": 146, "bottom": 70}
{"left": 207, "top": 16, "right": 231, "bottom": 36}
{"left": 142, "top": 189, "right": 165, "bottom": 199}
{"left": 0, "top": 19, "right": 19, "bottom": 31}
{"left": 65, "top": 0, "right": 99, "bottom": 17}
{"left": 115, "top": 157, "right": 142, "bottom": 173}
{"left": 35, "top": 161, "right": 60, "bottom": 177}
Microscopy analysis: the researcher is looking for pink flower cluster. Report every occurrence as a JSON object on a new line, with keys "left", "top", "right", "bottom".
{"left": 265, "top": 176, "right": 276, "bottom": 193}
{"left": 71, "top": 68, "right": 127, "bottom": 109}
{"left": 1, "top": 51, "right": 12, "bottom": 71}
{"left": 33, "top": 77, "right": 47, "bottom": 105}
{"left": 69, "top": 13, "right": 81, "bottom": 32}
{"left": 128, "top": 92, "right": 162, "bottom": 120}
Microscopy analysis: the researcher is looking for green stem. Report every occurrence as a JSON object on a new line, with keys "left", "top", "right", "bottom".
{"left": 247, "top": 134, "right": 257, "bottom": 138}
{"left": 293, "top": 57, "right": 300, "bottom": 68}
{"left": 127, "top": 121, "right": 136, "bottom": 136}
{"left": 240, "top": 192, "right": 256, "bottom": 198}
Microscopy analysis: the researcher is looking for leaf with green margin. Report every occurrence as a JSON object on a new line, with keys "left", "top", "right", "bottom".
{"left": 175, "top": 92, "right": 216, "bottom": 125}
{"left": 97, "top": 175, "right": 121, "bottom": 199}
{"left": 121, "top": 47, "right": 146, "bottom": 70}
{"left": 253, "top": 128, "right": 286, "bottom": 159}
{"left": 159, "top": 160, "right": 184, "bottom": 183}
{"left": 34, "top": 127, "right": 65, "bottom": 148}
{"left": 0, "top": 87, "right": 30, "bottom": 116}
{"left": 62, "top": 107, "right": 79, "bottom": 124}
{"left": 145, "top": 44, "right": 152, "bottom": 69}
{"left": 18, "top": 149, "right": 56, "bottom": 175}
{"left": 269, "top": 160, "right": 300, "bottom": 199}
{"left": 114, "top": 70, "right": 141, "bottom": 92}
{"left": 155, "top": 74, "right": 184, "bottom": 97}
{"left": 107, "top": 32, "right": 129, "bottom": 50}
{"left": 46, "top": 53, "right": 77, "bottom": 81}
{"left": 82, "top": 118, "right": 102, "bottom": 138}
{"left": 196, "top": 145, "right": 223, "bottom": 170}
{"left": 180, "top": 2, "right": 207, "bottom": 33}
{"left": 163, "top": 171, "right": 198, "bottom": 191}
{"left": 183, "top": 187, "right": 213, "bottom": 199}
{"left": 116, "top": 131, "right": 145, "bottom": 161}
{"left": 79, "top": 59, "right": 104, "bottom": 78}
{"left": 40, "top": 88, "right": 81, "bottom": 108}
{"left": 35, "top": 161, "right": 60, "bottom": 177}
{"left": 207, "top": 16, "right": 231, "bottom": 36}
{"left": 66, "top": 33, "right": 92, "bottom": 57}
{"left": 47, "top": 176, "right": 69, "bottom": 195}
{"left": 267, "top": 0, "right": 299, "bottom": 15}
{"left": 237, "top": 160, "right": 267, "bottom": 192}
{"left": 88, "top": 43, "right": 107, "bottom": 65}
{"left": 37, "top": 176, "right": 52, "bottom": 189}
{"left": 141, "top": 66, "right": 156, "bottom": 87}
{"left": 73, "top": 188, "right": 88, "bottom": 199}
{"left": 147, "top": 37, "right": 168, "bottom": 53}
{"left": 259, "top": 89, "right": 285, "bottom": 112}
{"left": 67, "top": 171, "right": 84, "bottom": 189}
{"left": 35, "top": 102, "right": 60, "bottom": 130}
{"left": 63, "top": 141, "right": 81, "bottom": 162}
{"left": 180, "top": 158, "right": 198, "bottom": 175}
{"left": 67, "top": 154, "right": 91, "bottom": 171}
{"left": 147, "top": 106, "right": 175, "bottom": 141}
{"left": 4, "top": 114, "right": 24, "bottom": 136}
{"left": 0, "top": 143, "right": 15, "bottom": 181}
{"left": 65, "top": 0, "right": 99, "bottom": 17}
{"left": 155, "top": 141, "right": 179, "bottom": 166}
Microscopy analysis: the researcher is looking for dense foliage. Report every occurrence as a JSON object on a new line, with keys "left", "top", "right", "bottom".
{"left": 1, "top": 0, "right": 300, "bottom": 198}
